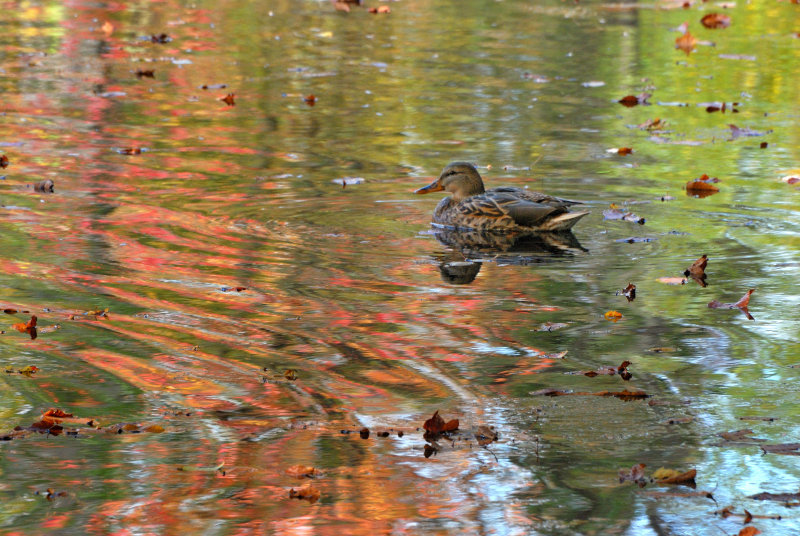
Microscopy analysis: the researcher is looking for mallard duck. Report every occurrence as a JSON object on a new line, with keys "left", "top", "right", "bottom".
{"left": 415, "top": 162, "right": 589, "bottom": 232}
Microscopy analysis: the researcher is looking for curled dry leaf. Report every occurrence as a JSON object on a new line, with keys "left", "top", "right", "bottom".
{"left": 604, "top": 310, "right": 623, "bottom": 322}
{"left": 618, "top": 93, "right": 650, "bottom": 107}
{"left": 684, "top": 254, "right": 708, "bottom": 287}
{"left": 135, "top": 69, "right": 155, "bottom": 78}
{"left": 304, "top": 94, "right": 317, "bottom": 106}
{"left": 0, "top": 154, "right": 9, "bottom": 168}
{"left": 221, "top": 93, "right": 235, "bottom": 106}
{"left": 701, "top": 13, "right": 731, "bottom": 29}
{"left": 359, "top": 427, "right": 370, "bottom": 439}
{"left": 617, "top": 147, "right": 633, "bottom": 155}
{"left": 288, "top": 485, "right": 321, "bottom": 504}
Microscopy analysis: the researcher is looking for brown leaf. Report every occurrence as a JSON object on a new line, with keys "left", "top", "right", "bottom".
{"left": 283, "top": 369, "right": 298, "bottom": 381}
{"left": 708, "top": 289, "right": 755, "bottom": 320}
{"left": 13, "top": 315, "right": 38, "bottom": 340}
{"left": 749, "top": 490, "right": 800, "bottom": 501}
{"left": 686, "top": 175, "right": 720, "bottom": 196}
{"left": 4, "top": 309, "right": 18, "bottom": 314}
{"left": 475, "top": 425, "right": 498, "bottom": 446}
{"left": 443, "top": 419, "right": 459, "bottom": 432}
{"left": 701, "top": 13, "right": 731, "bottom": 29}
{"left": 718, "top": 429, "right": 765, "bottom": 442}
{"left": 423, "top": 443, "right": 437, "bottom": 458}
{"left": 151, "top": 33, "right": 171, "bottom": 44}
{"left": 737, "top": 528, "right": 761, "bottom": 536}
{"left": 760, "top": 443, "right": 800, "bottom": 455}
{"left": 685, "top": 254, "right": 707, "bottom": 276}
{"left": 33, "top": 179, "right": 54, "bottom": 193}
{"left": 286, "top": 465, "right": 320, "bottom": 478}
{"left": 221, "top": 93, "right": 236, "bottom": 106}
{"left": 0, "top": 154, "right": 9, "bottom": 168}
{"left": 618, "top": 95, "right": 641, "bottom": 107}
{"left": 135, "top": 69, "right": 155, "bottom": 79}
{"left": 744, "top": 510, "right": 753, "bottom": 524}
{"left": 288, "top": 485, "right": 320, "bottom": 504}
{"left": 656, "top": 468, "right": 696, "bottom": 486}
{"left": 304, "top": 94, "right": 317, "bottom": 106}
{"left": 617, "top": 147, "right": 633, "bottom": 155}
{"left": 675, "top": 30, "right": 697, "bottom": 54}
{"left": 622, "top": 283, "right": 636, "bottom": 302}
{"left": 359, "top": 427, "right": 370, "bottom": 439}
{"left": 119, "top": 147, "right": 142, "bottom": 155}
{"left": 423, "top": 411, "right": 445, "bottom": 434}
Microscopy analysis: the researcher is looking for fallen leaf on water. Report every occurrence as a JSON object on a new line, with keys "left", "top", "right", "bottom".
{"left": 737, "top": 528, "right": 761, "bottom": 536}
{"left": 368, "top": 5, "right": 391, "bottom": 13}
{"left": 654, "top": 468, "right": 696, "bottom": 486}
{"left": 284, "top": 369, "right": 298, "bottom": 381}
{"left": 151, "top": 33, "right": 171, "bottom": 44}
{"left": 643, "top": 490, "right": 715, "bottom": 500}
{"left": 617, "top": 147, "right": 633, "bottom": 155}
{"left": 304, "top": 94, "right": 317, "bottom": 106}
{"left": 686, "top": 174, "right": 720, "bottom": 197}
{"left": 18, "top": 365, "right": 39, "bottom": 377}
{"left": 603, "top": 208, "right": 645, "bottom": 224}
{"left": 423, "top": 410, "right": 445, "bottom": 435}
{"left": 286, "top": 465, "right": 320, "bottom": 478}
{"left": 474, "top": 425, "right": 498, "bottom": 446}
{"left": 657, "top": 276, "right": 687, "bottom": 285}
{"left": 572, "top": 360, "right": 631, "bottom": 379}
{"left": 701, "top": 13, "right": 731, "bottom": 29}
{"left": 532, "top": 389, "right": 650, "bottom": 400}
{"left": 221, "top": 93, "right": 236, "bottom": 106}
{"left": 135, "top": 69, "right": 155, "bottom": 79}
{"left": 532, "top": 322, "right": 569, "bottom": 332}
{"left": 780, "top": 175, "right": 800, "bottom": 185}
{"left": 684, "top": 254, "right": 708, "bottom": 287}
{"left": 638, "top": 117, "right": 665, "bottom": 131}
{"left": 708, "top": 289, "right": 755, "bottom": 320}
{"left": 13, "top": 315, "right": 37, "bottom": 340}
{"left": 444, "top": 418, "right": 459, "bottom": 432}
{"left": 618, "top": 93, "right": 650, "bottom": 107}
{"left": 118, "top": 147, "right": 142, "bottom": 155}
{"left": 359, "top": 427, "right": 370, "bottom": 439}
{"left": 423, "top": 443, "right": 438, "bottom": 458}
{"left": 619, "top": 463, "right": 647, "bottom": 486}
{"left": 0, "top": 155, "right": 9, "bottom": 168}
{"left": 101, "top": 21, "right": 114, "bottom": 36}
{"left": 738, "top": 416, "right": 777, "bottom": 422}
{"left": 718, "top": 429, "right": 766, "bottom": 442}
{"left": 760, "top": 443, "right": 800, "bottom": 455}
{"left": 604, "top": 310, "right": 623, "bottom": 322}
{"left": 621, "top": 283, "right": 636, "bottom": 302}
{"left": 3, "top": 309, "right": 18, "bottom": 314}
{"left": 665, "top": 416, "right": 693, "bottom": 425}
{"left": 289, "top": 485, "right": 321, "bottom": 504}
{"left": 749, "top": 490, "right": 800, "bottom": 502}
{"left": 34, "top": 180, "right": 54, "bottom": 193}
{"left": 675, "top": 29, "right": 697, "bottom": 54}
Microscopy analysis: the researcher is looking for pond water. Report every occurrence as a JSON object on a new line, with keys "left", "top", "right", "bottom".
{"left": 1, "top": 0, "right": 799, "bottom": 534}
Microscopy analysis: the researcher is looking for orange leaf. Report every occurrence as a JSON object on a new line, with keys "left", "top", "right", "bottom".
{"left": 221, "top": 93, "right": 235, "bottom": 106}
{"left": 443, "top": 419, "right": 459, "bottom": 432}
{"left": 423, "top": 410, "right": 445, "bottom": 434}
{"left": 617, "top": 147, "right": 633, "bottom": 155}
{"left": 737, "top": 528, "right": 761, "bottom": 536}
{"left": 286, "top": 465, "right": 319, "bottom": 479}
{"left": 675, "top": 30, "right": 697, "bottom": 54}
{"left": 604, "top": 310, "right": 623, "bottom": 322}
{"left": 701, "top": 13, "right": 731, "bottom": 29}
{"left": 289, "top": 485, "right": 321, "bottom": 504}
{"left": 657, "top": 276, "right": 687, "bottom": 285}
{"left": 735, "top": 288, "right": 754, "bottom": 308}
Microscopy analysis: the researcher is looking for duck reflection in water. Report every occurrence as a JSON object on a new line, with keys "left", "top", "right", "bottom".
{"left": 433, "top": 229, "right": 587, "bottom": 284}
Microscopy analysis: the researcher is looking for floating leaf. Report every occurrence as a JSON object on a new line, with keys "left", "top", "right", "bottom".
{"left": 135, "top": 69, "right": 155, "bottom": 79}
{"left": 655, "top": 468, "right": 696, "bottom": 486}
{"left": 474, "top": 425, "right": 498, "bottom": 446}
{"left": 604, "top": 310, "right": 623, "bottom": 322}
{"left": 718, "top": 429, "right": 765, "bottom": 442}
{"left": 221, "top": 93, "right": 235, "bottom": 106}
{"left": 760, "top": 443, "right": 800, "bottom": 455}
{"left": 288, "top": 485, "right": 321, "bottom": 504}
{"left": 368, "top": 5, "right": 391, "bottom": 13}
{"left": 701, "top": 13, "right": 731, "bottom": 29}
{"left": 675, "top": 30, "right": 697, "bottom": 54}
{"left": 286, "top": 465, "right": 320, "bottom": 478}
{"left": 737, "top": 528, "right": 761, "bottom": 536}
{"left": 686, "top": 174, "right": 720, "bottom": 197}
{"left": 708, "top": 289, "right": 755, "bottom": 320}
{"left": 304, "top": 94, "right": 317, "bottom": 106}
{"left": 0, "top": 154, "right": 9, "bottom": 168}
{"left": 150, "top": 33, "right": 171, "bottom": 43}
{"left": 618, "top": 93, "right": 650, "bottom": 107}
{"left": 621, "top": 283, "right": 636, "bottom": 302}
{"left": 657, "top": 276, "right": 687, "bottom": 285}
{"left": 359, "top": 427, "right": 370, "bottom": 439}
{"left": 13, "top": 315, "right": 37, "bottom": 340}
{"left": 34, "top": 179, "right": 54, "bottom": 193}
{"left": 619, "top": 463, "right": 647, "bottom": 485}
{"left": 684, "top": 254, "right": 708, "bottom": 287}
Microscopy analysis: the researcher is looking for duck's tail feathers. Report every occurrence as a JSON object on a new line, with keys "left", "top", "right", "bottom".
{"left": 538, "top": 211, "right": 590, "bottom": 231}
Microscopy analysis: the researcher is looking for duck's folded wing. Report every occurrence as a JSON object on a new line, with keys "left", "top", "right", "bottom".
{"left": 458, "top": 193, "right": 563, "bottom": 227}
{"left": 489, "top": 187, "right": 583, "bottom": 207}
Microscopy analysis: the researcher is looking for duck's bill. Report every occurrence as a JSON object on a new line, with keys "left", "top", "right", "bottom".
{"left": 414, "top": 180, "right": 444, "bottom": 194}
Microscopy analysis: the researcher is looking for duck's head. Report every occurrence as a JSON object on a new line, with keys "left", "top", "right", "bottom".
{"left": 415, "top": 162, "right": 485, "bottom": 202}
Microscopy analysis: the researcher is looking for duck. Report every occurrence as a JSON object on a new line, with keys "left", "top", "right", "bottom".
{"left": 415, "top": 162, "right": 589, "bottom": 232}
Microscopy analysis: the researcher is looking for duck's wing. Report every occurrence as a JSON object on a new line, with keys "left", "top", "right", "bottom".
{"left": 460, "top": 192, "right": 565, "bottom": 227}
{"left": 488, "top": 187, "right": 583, "bottom": 208}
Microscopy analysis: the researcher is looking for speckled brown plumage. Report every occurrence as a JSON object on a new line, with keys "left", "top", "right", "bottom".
{"left": 415, "top": 162, "right": 589, "bottom": 232}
